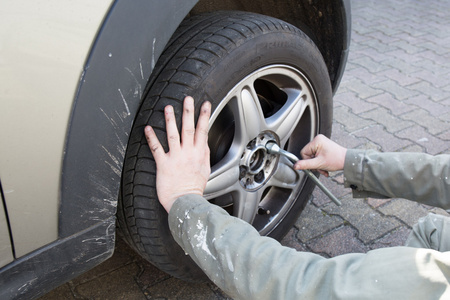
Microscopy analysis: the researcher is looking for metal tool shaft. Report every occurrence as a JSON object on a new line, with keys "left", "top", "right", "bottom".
{"left": 266, "top": 142, "right": 342, "bottom": 206}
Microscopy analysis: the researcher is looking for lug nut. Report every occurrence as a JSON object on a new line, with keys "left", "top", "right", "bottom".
{"left": 254, "top": 170, "right": 264, "bottom": 183}
{"left": 258, "top": 207, "right": 271, "bottom": 215}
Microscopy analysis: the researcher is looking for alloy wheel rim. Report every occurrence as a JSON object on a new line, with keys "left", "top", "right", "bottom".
{"left": 205, "top": 64, "right": 319, "bottom": 235}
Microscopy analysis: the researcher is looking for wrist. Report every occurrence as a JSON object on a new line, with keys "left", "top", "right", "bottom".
{"left": 161, "top": 191, "right": 204, "bottom": 213}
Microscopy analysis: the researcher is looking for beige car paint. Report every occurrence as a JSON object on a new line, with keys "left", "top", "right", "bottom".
{"left": 0, "top": 0, "right": 113, "bottom": 258}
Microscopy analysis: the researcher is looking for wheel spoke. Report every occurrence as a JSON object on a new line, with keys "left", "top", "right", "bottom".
{"left": 233, "top": 188, "right": 263, "bottom": 223}
{"left": 231, "top": 86, "right": 267, "bottom": 144}
{"left": 204, "top": 157, "right": 240, "bottom": 199}
{"left": 266, "top": 89, "right": 309, "bottom": 145}
{"left": 266, "top": 156, "right": 302, "bottom": 190}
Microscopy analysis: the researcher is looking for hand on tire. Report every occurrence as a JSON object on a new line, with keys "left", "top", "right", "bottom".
{"left": 145, "top": 96, "right": 211, "bottom": 213}
{"left": 294, "top": 134, "right": 347, "bottom": 177}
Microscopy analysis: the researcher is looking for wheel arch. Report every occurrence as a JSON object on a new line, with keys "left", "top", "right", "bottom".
{"left": 60, "top": 0, "right": 198, "bottom": 237}
{"left": 191, "top": 0, "right": 351, "bottom": 94}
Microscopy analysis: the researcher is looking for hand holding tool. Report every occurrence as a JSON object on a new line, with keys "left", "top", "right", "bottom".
{"left": 265, "top": 142, "right": 342, "bottom": 206}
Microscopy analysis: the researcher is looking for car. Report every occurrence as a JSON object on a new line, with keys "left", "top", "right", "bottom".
{"left": 0, "top": 0, "right": 351, "bottom": 298}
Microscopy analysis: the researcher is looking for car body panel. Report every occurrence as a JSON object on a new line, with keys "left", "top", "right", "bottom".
{"left": 0, "top": 189, "right": 13, "bottom": 268}
{"left": 0, "top": 218, "right": 114, "bottom": 300}
{"left": 0, "top": 0, "right": 113, "bottom": 257}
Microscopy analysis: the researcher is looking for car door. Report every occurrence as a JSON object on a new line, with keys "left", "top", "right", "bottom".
{"left": 0, "top": 183, "right": 13, "bottom": 268}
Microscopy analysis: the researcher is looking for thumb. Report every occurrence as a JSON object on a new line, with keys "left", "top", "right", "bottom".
{"left": 294, "top": 158, "right": 330, "bottom": 177}
{"left": 294, "top": 157, "right": 321, "bottom": 170}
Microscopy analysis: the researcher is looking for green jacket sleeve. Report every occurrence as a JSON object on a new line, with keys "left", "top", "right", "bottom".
{"left": 344, "top": 149, "right": 450, "bottom": 209}
{"left": 169, "top": 194, "right": 450, "bottom": 300}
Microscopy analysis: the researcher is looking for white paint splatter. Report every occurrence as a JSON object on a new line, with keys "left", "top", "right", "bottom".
{"left": 118, "top": 88, "right": 131, "bottom": 116}
{"left": 139, "top": 58, "right": 144, "bottom": 80}
{"left": 152, "top": 38, "right": 156, "bottom": 69}
{"left": 194, "top": 220, "right": 214, "bottom": 258}
{"left": 99, "top": 108, "right": 119, "bottom": 128}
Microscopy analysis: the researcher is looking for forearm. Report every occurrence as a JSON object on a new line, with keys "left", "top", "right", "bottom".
{"left": 169, "top": 194, "right": 450, "bottom": 299}
{"left": 344, "top": 149, "right": 450, "bottom": 209}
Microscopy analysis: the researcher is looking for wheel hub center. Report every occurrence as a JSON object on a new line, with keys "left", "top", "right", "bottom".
{"left": 239, "top": 132, "right": 278, "bottom": 191}
{"left": 244, "top": 147, "right": 266, "bottom": 175}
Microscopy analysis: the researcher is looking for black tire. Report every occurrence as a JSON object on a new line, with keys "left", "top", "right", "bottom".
{"left": 118, "top": 11, "right": 333, "bottom": 281}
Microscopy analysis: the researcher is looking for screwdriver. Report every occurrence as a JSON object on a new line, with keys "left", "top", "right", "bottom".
{"left": 265, "top": 142, "right": 342, "bottom": 206}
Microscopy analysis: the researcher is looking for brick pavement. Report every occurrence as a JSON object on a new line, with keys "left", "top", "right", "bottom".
{"left": 41, "top": 0, "right": 450, "bottom": 299}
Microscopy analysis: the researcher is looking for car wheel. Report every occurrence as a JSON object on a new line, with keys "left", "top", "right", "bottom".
{"left": 117, "top": 11, "right": 333, "bottom": 281}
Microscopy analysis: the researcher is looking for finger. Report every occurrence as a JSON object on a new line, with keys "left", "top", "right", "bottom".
{"left": 294, "top": 157, "right": 323, "bottom": 171}
{"left": 181, "top": 96, "right": 195, "bottom": 147}
{"left": 164, "top": 105, "right": 181, "bottom": 151}
{"left": 145, "top": 126, "right": 166, "bottom": 162}
{"left": 194, "top": 101, "right": 211, "bottom": 148}
{"left": 300, "top": 142, "right": 319, "bottom": 160}
{"left": 318, "top": 170, "right": 330, "bottom": 177}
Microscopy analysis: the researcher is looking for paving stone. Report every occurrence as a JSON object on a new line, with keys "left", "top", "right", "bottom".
{"left": 401, "top": 108, "right": 450, "bottom": 135}
{"left": 438, "top": 130, "right": 450, "bottom": 141}
{"left": 361, "top": 107, "right": 414, "bottom": 133}
{"left": 358, "top": 40, "right": 400, "bottom": 56}
{"left": 280, "top": 228, "right": 308, "bottom": 252}
{"left": 40, "top": 284, "right": 75, "bottom": 300}
{"left": 377, "top": 68, "right": 421, "bottom": 86}
{"left": 408, "top": 81, "right": 449, "bottom": 101}
{"left": 378, "top": 198, "right": 430, "bottom": 228}
{"left": 405, "top": 95, "right": 450, "bottom": 117}
{"left": 294, "top": 202, "right": 344, "bottom": 242}
{"left": 307, "top": 226, "right": 369, "bottom": 258}
{"left": 372, "top": 80, "right": 419, "bottom": 101}
{"left": 74, "top": 263, "right": 145, "bottom": 300}
{"left": 341, "top": 65, "right": 387, "bottom": 85}
{"left": 138, "top": 260, "right": 171, "bottom": 288}
{"left": 334, "top": 91, "right": 378, "bottom": 114}
{"left": 310, "top": 174, "right": 352, "bottom": 207}
{"left": 333, "top": 106, "right": 375, "bottom": 133}
{"left": 322, "top": 196, "right": 402, "bottom": 244}
{"left": 400, "top": 144, "right": 426, "bottom": 153}
{"left": 389, "top": 40, "right": 425, "bottom": 54}
{"left": 441, "top": 97, "right": 450, "bottom": 106}
{"left": 346, "top": 78, "right": 384, "bottom": 99}
{"left": 385, "top": 49, "right": 424, "bottom": 64}
{"left": 369, "top": 226, "right": 411, "bottom": 250}
{"left": 147, "top": 278, "right": 228, "bottom": 300}
{"left": 366, "top": 92, "right": 415, "bottom": 115}
{"left": 330, "top": 123, "right": 366, "bottom": 149}
{"left": 396, "top": 125, "right": 449, "bottom": 154}
{"left": 367, "top": 31, "right": 400, "bottom": 45}
{"left": 416, "top": 49, "right": 450, "bottom": 66}
{"left": 411, "top": 70, "right": 450, "bottom": 88}
{"left": 367, "top": 198, "right": 392, "bottom": 209}
{"left": 353, "top": 125, "right": 412, "bottom": 152}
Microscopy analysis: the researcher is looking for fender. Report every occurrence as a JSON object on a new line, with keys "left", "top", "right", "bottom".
{"left": 60, "top": 0, "right": 198, "bottom": 237}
